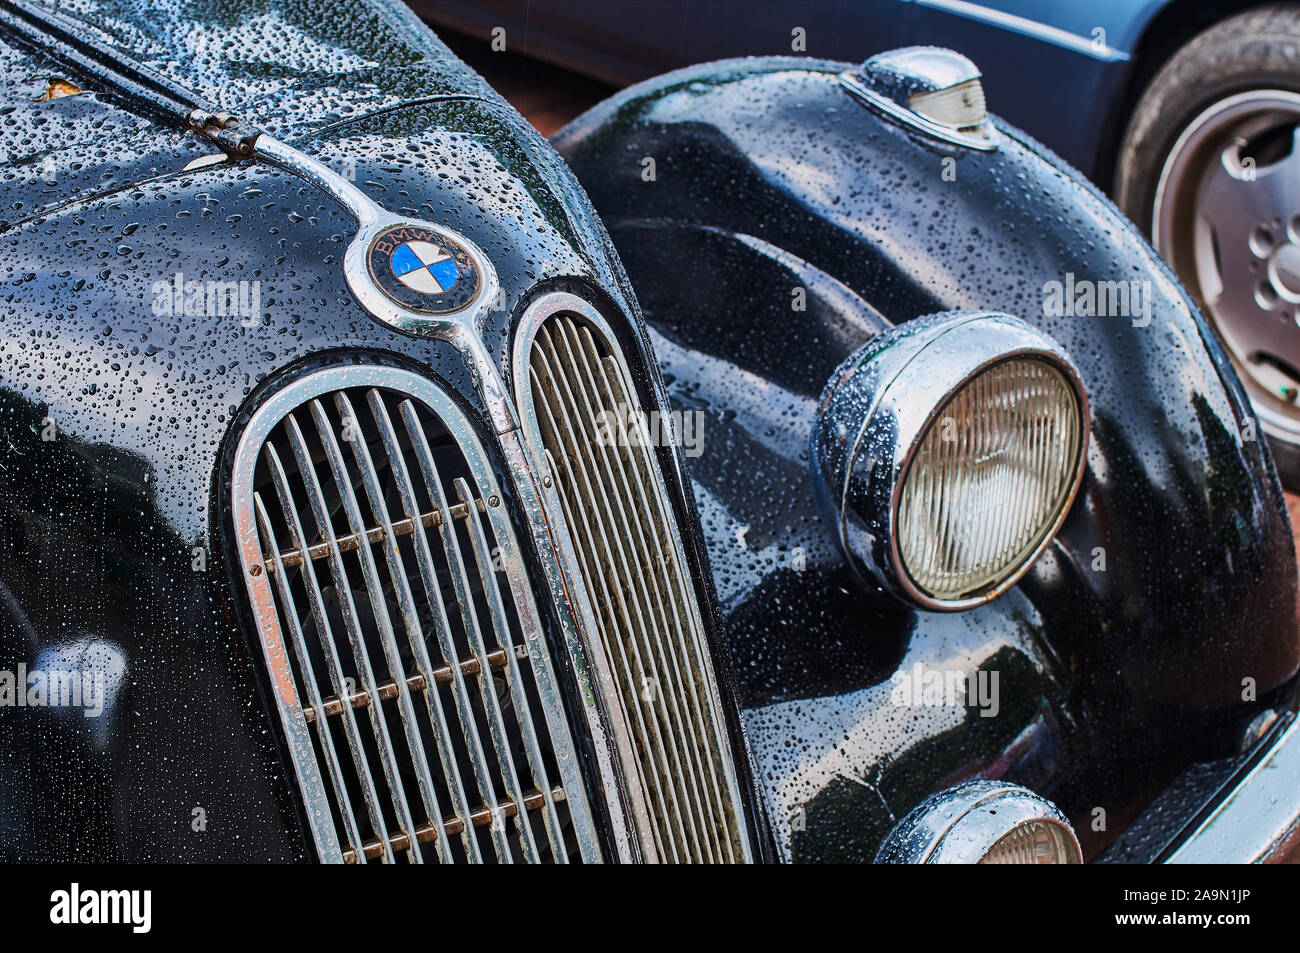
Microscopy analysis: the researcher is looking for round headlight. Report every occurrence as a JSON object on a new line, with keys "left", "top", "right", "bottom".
{"left": 876, "top": 780, "right": 1082, "bottom": 864}
{"left": 812, "top": 312, "right": 1088, "bottom": 610}
{"left": 897, "top": 356, "right": 1083, "bottom": 601}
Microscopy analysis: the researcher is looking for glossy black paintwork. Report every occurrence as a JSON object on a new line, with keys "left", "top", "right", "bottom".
{"left": 2, "top": 1, "right": 1295, "bottom": 865}
{"left": 554, "top": 58, "right": 1300, "bottom": 861}
{"left": 0, "top": 0, "right": 754, "bottom": 861}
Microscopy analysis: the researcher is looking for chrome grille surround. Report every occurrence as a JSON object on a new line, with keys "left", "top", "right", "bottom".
{"left": 513, "top": 291, "right": 751, "bottom": 863}
{"left": 231, "top": 364, "right": 599, "bottom": 863}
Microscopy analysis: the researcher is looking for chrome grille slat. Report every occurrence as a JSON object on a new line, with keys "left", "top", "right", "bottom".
{"left": 530, "top": 348, "right": 690, "bottom": 861}
{"left": 578, "top": 331, "right": 736, "bottom": 862}
{"left": 233, "top": 367, "right": 597, "bottom": 863}
{"left": 539, "top": 323, "right": 713, "bottom": 861}
{"left": 540, "top": 441, "right": 669, "bottom": 862}
{"left": 596, "top": 344, "right": 738, "bottom": 862}
{"left": 366, "top": 391, "right": 503, "bottom": 863}
{"left": 332, "top": 391, "right": 472, "bottom": 861}
{"left": 263, "top": 438, "right": 395, "bottom": 864}
{"left": 287, "top": 408, "right": 427, "bottom": 863}
{"left": 455, "top": 475, "right": 570, "bottom": 862}
{"left": 575, "top": 326, "right": 735, "bottom": 862}
{"left": 254, "top": 492, "right": 368, "bottom": 862}
{"left": 400, "top": 399, "right": 540, "bottom": 863}
{"left": 518, "top": 297, "right": 751, "bottom": 863}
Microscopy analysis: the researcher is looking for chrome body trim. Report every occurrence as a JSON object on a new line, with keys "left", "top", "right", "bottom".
{"left": 914, "top": 0, "right": 1129, "bottom": 63}
{"left": 811, "top": 311, "right": 1089, "bottom": 611}
{"left": 231, "top": 364, "right": 601, "bottom": 863}
{"left": 1165, "top": 715, "right": 1300, "bottom": 863}
{"left": 876, "top": 779, "right": 1082, "bottom": 863}
{"left": 512, "top": 290, "right": 753, "bottom": 863}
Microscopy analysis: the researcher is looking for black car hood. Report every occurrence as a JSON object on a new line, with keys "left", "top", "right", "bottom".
{"left": 0, "top": 0, "right": 507, "bottom": 231}
{"left": 0, "top": 0, "right": 665, "bottom": 861}
{"left": 6, "top": 0, "right": 499, "bottom": 130}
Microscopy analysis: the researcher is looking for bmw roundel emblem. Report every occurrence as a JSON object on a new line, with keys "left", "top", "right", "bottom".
{"left": 367, "top": 224, "right": 481, "bottom": 314}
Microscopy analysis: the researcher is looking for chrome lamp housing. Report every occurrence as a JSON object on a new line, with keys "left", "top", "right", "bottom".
{"left": 876, "top": 780, "right": 1083, "bottom": 864}
{"left": 840, "top": 46, "right": 999, "bottom": 151}
{"left": 811, "top": 312, "right": 1089, "bottom": 611}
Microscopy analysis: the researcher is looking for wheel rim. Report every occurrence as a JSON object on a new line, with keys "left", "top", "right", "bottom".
{"left": 1153, "top": 90, "right": 1300, "bottom": 442}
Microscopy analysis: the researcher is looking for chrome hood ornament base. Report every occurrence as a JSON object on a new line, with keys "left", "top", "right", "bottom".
{"left": 251, "top": 135, "right": 512, "bottom": 433}
{"left": 253, "top": 134, "right": 500, "bottom": 339}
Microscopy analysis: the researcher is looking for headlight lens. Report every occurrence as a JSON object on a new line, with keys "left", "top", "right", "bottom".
{"left": 978, "top": 818, "right": 1081, "bottom": 864}
{"left": 897, "top": 357, "right": 1084, "bottom": 602}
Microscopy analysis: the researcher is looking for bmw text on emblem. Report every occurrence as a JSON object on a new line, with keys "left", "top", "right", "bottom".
{"left": 367, "top": 224, "right": 481, "bottom": 314}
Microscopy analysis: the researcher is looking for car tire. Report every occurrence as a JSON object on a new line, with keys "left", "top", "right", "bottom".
{"left": 1115, "top": 4, "right": 1300, "bottom": 489}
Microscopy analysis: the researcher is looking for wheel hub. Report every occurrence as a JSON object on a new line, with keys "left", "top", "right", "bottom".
{"left": 1265, "top": 234, "right": 1300, "bottom": 303}
{"left": 1153, "top": 90, "right": 1300, "bottom": 434}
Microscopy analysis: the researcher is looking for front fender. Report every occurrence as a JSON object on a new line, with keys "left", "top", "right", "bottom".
{"left": 554, "top": 56, "right": 1300, "bottom": 861}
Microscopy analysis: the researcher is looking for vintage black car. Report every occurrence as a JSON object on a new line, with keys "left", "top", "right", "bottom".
{"left": 0, "top": 0, "right": 1297, "bottom": 864}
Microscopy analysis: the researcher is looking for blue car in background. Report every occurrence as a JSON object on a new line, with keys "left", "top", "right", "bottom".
{"left": 416, "top": 0, "right": 1300, "bottom": 487}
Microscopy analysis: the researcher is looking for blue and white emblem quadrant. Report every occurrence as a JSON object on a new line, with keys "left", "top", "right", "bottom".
{"left": 389, "top": 240, "right": 461, "bottom": 294}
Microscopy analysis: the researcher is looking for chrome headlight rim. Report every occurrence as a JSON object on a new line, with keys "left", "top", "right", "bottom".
{"left": 817, "top": 311, "right": 1090, "bottom": 612}
{"left": 875, "top": 779, "right": 1083, "bottom": 864}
